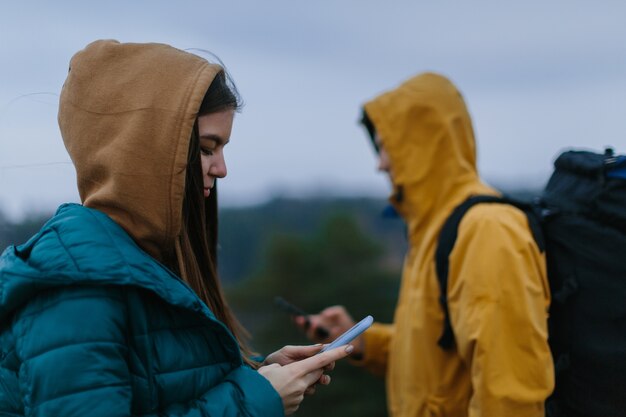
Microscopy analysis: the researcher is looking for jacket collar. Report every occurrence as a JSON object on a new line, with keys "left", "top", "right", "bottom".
{"left": 0, "top": 204, "right": 220, "bottom": 327}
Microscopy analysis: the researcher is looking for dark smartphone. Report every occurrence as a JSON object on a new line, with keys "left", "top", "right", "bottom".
{"left": 274, "top": 296, "right": 330, "bottom": 339}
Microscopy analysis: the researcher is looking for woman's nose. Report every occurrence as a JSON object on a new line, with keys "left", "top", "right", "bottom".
{"left": 210, "top": 153, "right": 227, "bottom": 178}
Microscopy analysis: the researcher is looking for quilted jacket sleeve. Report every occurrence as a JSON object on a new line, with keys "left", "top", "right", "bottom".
{"left": 13, "top": 286, "right": 132, "bottom": 416}
{"left": 160, "top": 366, "right": 282, "bottom": 417}
{"left": 12, "top": 286, "right": 282, "bottom": 417}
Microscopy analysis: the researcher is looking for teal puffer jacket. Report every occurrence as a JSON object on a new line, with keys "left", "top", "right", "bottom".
{"left": 0, "top": 203, "right": 283, "bottom": 417}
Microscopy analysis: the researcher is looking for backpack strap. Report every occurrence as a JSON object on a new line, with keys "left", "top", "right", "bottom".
{"left": 435, "top": 195, "right": 545, "bottom": 350}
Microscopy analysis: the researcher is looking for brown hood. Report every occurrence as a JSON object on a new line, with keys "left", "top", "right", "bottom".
{"left": 58, "top": 40, "right": 222, "bottom": 261}
{"left": 363, "top": 73, "right": 496, "bottom": 246}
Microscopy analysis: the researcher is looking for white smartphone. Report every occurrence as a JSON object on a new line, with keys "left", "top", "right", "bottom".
{"left": 319, "top": 315, "right": 374, "bottom": 353}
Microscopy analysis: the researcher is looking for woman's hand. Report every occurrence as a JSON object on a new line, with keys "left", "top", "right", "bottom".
{"left": 263, "top": 344, "right": 335, "bottom": 393}
{"left": 263, "top": 344, "right": 326, "bottom": 366}
{"left": 295, "top": 305, "right": 365, "bottom": 357}
{"left": 258, "top": 344, "right": 353, "bottom": 415}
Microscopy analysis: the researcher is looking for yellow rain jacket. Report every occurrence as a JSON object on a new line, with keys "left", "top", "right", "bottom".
{"left": 359, "top": 73, "right": 554, "bottom": 417}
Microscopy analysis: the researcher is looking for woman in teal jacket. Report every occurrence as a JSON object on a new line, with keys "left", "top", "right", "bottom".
{"left": 0, "top": 40, "right": 351, "bottom": 417}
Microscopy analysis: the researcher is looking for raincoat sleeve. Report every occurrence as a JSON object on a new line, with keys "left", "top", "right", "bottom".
{"left": 356, "top": 322, "right": 394, "bottom": 377}
{"left": 447, "top": 206, "right": 554, "bottom": 417}
{"left": 12, "top": 286, "right": 282, "bottom": 417}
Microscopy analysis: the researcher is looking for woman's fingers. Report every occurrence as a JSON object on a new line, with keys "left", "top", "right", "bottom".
{"left": 293, "top": 344, "right": 353, "bottom": 386}
{"left": 266, "top": 344, "right": 325, "bottom": 366}
{"left": 304, "top": 373, "right": 331, "bottom": 396}
{"left": 285, "top": 344, "right": 324, "bottom": 358}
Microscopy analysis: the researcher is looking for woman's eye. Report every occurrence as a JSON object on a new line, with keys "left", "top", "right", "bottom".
{"left": 201, "top": 148, "right": 214, "bottom": 156}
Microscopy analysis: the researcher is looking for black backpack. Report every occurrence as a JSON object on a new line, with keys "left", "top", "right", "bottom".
{"left": 435, "top": 149, "right": 626, "bottom": 417}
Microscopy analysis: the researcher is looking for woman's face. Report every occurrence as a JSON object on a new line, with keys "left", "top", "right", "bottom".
{"left": 197, "top": 109, "right": 235, "bottom": 198}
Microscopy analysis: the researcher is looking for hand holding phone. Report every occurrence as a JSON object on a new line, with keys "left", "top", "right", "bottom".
{"left": 319, "top": 315, "right": 373, "bottom": 353}
{"left": 274, "top": 296, "right": 330, "bottom": 339}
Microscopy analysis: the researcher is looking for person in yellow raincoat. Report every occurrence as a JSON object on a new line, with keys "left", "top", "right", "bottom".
{"left": 299, "top": 72, "right": 554, "bottom": 417}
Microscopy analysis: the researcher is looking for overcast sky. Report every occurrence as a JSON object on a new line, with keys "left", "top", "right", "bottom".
{"left": 1, "top": 1, "right": 625, "bottom": 220}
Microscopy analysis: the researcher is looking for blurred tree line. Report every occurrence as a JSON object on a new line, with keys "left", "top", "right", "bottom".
{"left": 0, "top": 211, "right": 51, "bottom": 251}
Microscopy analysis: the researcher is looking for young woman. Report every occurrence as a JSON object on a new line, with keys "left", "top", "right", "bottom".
{"left": 0, "top": 40, "right": 352, "bottom": 417}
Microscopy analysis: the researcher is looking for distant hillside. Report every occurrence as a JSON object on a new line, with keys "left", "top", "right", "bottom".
{"left": 0, "top": 212, "right": 51, "bottom": 252}
{"left": 217, "top": 197, "right": 407, "bottom": 285}
{"left": 1, "top": 189, "right": 541, "bottom": 274}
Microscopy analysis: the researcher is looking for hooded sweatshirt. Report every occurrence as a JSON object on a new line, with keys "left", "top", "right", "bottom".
{"left": 358, "top": 73, "right": 553, "bottom": 417}
{"left": 0, "top": 40, "right": 283, "bottom": 417}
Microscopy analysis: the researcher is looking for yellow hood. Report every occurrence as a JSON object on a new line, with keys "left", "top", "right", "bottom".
{"left": 359, "top": 73, "right": 553, "bottom": 417}
{"left": 58, "top": 40, "right": 222, "bottom": 261}
{"left": 363, "top": 73, "right": 495, "bottom": 245}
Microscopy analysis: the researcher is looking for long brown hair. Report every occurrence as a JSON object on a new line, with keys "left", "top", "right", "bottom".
{"left": 174, "top": 71, "right": 257, "bottom": 366}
